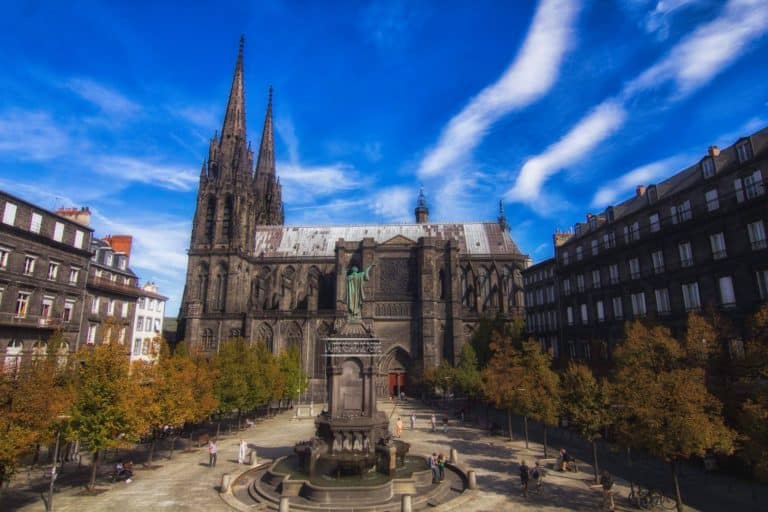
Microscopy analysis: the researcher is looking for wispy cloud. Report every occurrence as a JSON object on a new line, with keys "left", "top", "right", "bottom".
{"left": 0, "top": 110, "right": 72, "bottom": 160}
{"left": 370, "top": 185, "right": 413, "bottom": 222}
{"left": 278, "top": 162, "right": 364, "bottom": 205}
{"left": 65, "top": 78, "right": 141, "bottom": 117}
{"left": 590, "top": 154, "right": 691, "bottom": 207}
{"left": 174, "top": 105, "right": 219, "bottom": 130}
{"left": 641, "top": 0, "right": 700, "bottom": 39}
{"left": 91, "top": 156, "right": 198, "bottom": 191}
{"left": 507, "top": 100, "right": 626, "bottom": 202}
{"left": 624, "top": 0, "right": 768, "bottom": 98}
{"left": 417, "top": 0, "right": 579, "bottom": 179}
{"left": 361, "top": 0, "right": 423, "bottom": 50}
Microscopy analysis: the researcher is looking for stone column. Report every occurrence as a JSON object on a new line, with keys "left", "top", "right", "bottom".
{"left": 401, "top": 494, "right": 413, "bottom": 512}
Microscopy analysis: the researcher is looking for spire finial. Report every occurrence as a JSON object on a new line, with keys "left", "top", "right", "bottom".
{"left": 239, "top": 35, "right": 245, "bottom": 57}
{"left": 268, "top": 85, "right": 273, "bottom": 108}
{"left": 498, "top": 199, "right": 508, "bottom": 232}
{"left": 499, "top": 199, "right": 504, "bottom": 215}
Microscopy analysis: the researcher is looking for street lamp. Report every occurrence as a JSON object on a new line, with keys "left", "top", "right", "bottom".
{"left": 47, "top": 415, "right": 71, "bottom": 512}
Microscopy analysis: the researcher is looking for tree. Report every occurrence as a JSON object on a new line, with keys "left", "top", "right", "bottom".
{"left": 612, "top": 321, "right": 735, "bottom": 511}
{"left": 453, "top": 343, "right": 483, "bottom": 410}
{"left": 214, "top": 337, "right": 256, "bottom": 427}
{"left": 176, "top": 342, "right": 218, "bottom": 424}
{"left": 277, "top": 344, "right": 309, "bottom": 403}
{"left": 482, "top": 330, "right": 526, "bottom": 441}
{"left": 521, "top": 339, "right": 560, "bottom": 458}
{"left": 560, "top": 362, "right": 610, "bottom": 482}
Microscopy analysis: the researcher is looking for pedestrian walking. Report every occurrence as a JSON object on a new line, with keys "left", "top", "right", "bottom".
{"left": 208, "top": 439, "right": 218, "bottom": 468}
{"left": 395, "top": 416, "right": 403, "bottom": 438}
{"left": 429, "top": 453, "right": 439, "bottom": 483}
{"left": 437, "top": 453, "right": 446, "bottom": 481}
{"left": 531, "top": 460, "right": 543, "bottom": 494}
{"left": 600, "top": 470, "right": 615, "bottom": 511}
{"left": 238, "top": 439, "right": 248, "bottom": 464}
{"left": 431, "top": 414, "right": 437, "bottom": 432}
{"left": 519, "top": 460, "right": 530, "bottom": 498}
{"left": 410, "top": 413, "right": 416, "bottom": 430}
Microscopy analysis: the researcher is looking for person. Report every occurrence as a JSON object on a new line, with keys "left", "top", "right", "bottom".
{"left": 531, "top": 460, "right": 543, "bottom": 494}
{"left": 519, "top": 460, "right": 530, "bottom": 498}
{"left": 208, "top": 439, "right": 218, "bottom": 468}
{"left": 395, "top": 417, "right": 403, "bottom": 438}
{"left": 429, "top": 453, "right": 439, "bottom": 483}
{"left": 558, "top": 448, "right": 574, "bottom": 471}
{"left": 410, "top": 413, "right": 416, "bottom": 430}
{"left": 345, "top": 264, "right": 375, "bottom": 317}
{"left": 437, "top": 453, "right": 446, "bottom": 481}
{"left": 600, "top": 470, "right": 615, "bottom": 511}
{"left": 442, "top": 415, "right": 448, "bottom": 433}
{"left": 431, "top": 414, "right": 437, "bottom": 432}
{"left": 238, "top": 439, "right": 248, "bottom": 464}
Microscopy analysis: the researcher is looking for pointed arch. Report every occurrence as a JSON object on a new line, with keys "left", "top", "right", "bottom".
{"left": 254, "top": 322, "right": 274, "bottom": 353}
{"left": 204, "top": 195, "right": 216, "bottom": 242}
{"left": 284, "top": 321, "right": 303, "bottom": 352}
{"left": 214, "top": 262, "right": 228, "bottom": 311}
{"left": 222, "top": 194, "right": 234, "bottom": 242}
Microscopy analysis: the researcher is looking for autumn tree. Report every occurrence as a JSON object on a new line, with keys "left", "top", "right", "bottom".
{"left": 214, "top": 337, "right": 257, "bottom": 427}
{"left": 482, "top": 330, "right": 526, "bottom": 441}
{"left": 453, "top": 343, "right": 483, "bottom": 410}
{"left": 520, "top": 339, "right": 559, "bottom": 457}
{"left": 277, "top": 344, "right": 309, "bottom": 403}
{"left": 176, "top": 342, "right": 218, "bottom": 424}
{"left": 560, "top": 362, "right": 610, "bottom": 482}
{"left": 612, "top": 321, "right": 735, "bottom": 511}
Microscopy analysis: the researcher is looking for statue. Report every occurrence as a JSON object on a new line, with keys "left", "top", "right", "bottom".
{"left": 345, "top": 264, "right": 375, "bottom": 318}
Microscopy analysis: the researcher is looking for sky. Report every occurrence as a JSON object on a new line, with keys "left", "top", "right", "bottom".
{"left": 1, "top": 0, "right": 767, "bottom": 315}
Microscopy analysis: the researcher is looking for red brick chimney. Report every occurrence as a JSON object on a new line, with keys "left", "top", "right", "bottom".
{"left": 636, "top": 185, "right": 647, "bottom": 197}
{"left": 103, "top": 235, "right": 133, "bottom": 260}
{"left": 56, "top": 206, "right": 91, "bottom": 226}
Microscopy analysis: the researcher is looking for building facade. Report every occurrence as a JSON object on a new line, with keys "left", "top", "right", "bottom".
{"left": 131, "top": 282, "right": 167, "bottom": 362}
{"left": 178, "top": 41, "right": 529, "bottom": 399}
{"left": 524, "top": 127, "right": 768, "bottom": 366}
{"left": 0, "top": 193, "right": 93, "bottom": 372}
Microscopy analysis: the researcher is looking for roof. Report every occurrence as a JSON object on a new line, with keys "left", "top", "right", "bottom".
{"left": 253, "top": 222, "right": 524, "bottom": 258}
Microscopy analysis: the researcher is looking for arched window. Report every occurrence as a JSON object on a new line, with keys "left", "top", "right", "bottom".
{"left": 32, "top": 340, "right": 47, "bottom": 359}
{"left": 198, "top": 263, "right": 209, "bottom": 308}
{"left": 479, "top": 267, "right": 490, "bottom": 311}
{"left": 285, "top": 322, "right": 302, "bottom": 352}
{"left": 201, "top": 328, "right": 216, "bottom": 351}
{"left": 215, "top": 264, "right": 227, "bottom": 311}
{"left": 254, "top": 323, "right": 273, "bottom": 353}
{"left": 4, "top": 339, "right": 23, "bottom": 374}
{"left": 57, "top": 341, "right": 69, "bottom": 369}
{"left": 222, "top": 195, "right": 233, "bottom": 242}
{"left": 204, "top": 196, "right": 216, "bottom": 242}
{"left": 318, "top": 272, "right": 335, "bottom": 310}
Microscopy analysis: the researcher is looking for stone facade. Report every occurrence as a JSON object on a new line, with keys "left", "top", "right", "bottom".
{"left": 178, "top": 41, "right": 528, "bottom": 400}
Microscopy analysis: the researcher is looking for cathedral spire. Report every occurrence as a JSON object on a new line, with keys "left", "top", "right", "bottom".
{"left": 255, "top": 86, "right": 275, "bottom": 178}
{"left": 415, "top": 186, "right": 429, "bottom": 224}
{"left": 220, "top": 36, "right": 247, "bottom": 147}
{"left": 498, "top": 199, "right": 508, "bottom": 232}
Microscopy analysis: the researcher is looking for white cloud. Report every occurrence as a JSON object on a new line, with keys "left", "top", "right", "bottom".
{"left": 642, "top": 0, "right": 700, "bottom": 39}
{"left": 65, "top": 78, "right": 141, "bottom": 117}
{"left": 175, "top": 105, "right": 219, "bottom": 130}
{"left": 590, "top": 154, "right": 690, "bottom": 207}
{"left": 624, "top": 0, "right": 768, "bottom": 97}
{"left": 278, "top": 162, "right": 364, "bottom": 205}
{"left": 417, "top": 0, "right": 579, "bottom": 179}
{"left": 276, "top": 117, "right": 300, "bottom": 164}
{"left": 370, "top": 186, "right": 414, "bottom": 222}
{"left": 92, "top": 156, "right": 198, "bottom": 191}
{"left": 0, "top": 110, "right": 72, "bottom": 160}
{"left": 506, "top": 100, "right": 626, "bottom": 202}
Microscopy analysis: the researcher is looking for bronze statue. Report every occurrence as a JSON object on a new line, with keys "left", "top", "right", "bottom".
{"left": 346, "top": 264, "right": 375, "bottom": 317}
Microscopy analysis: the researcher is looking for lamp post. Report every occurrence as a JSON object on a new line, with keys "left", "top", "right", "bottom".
{"left": 47, "top": 415, "right": 71, "bottom": 512}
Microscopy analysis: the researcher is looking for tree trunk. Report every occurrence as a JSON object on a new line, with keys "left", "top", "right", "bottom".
{"left": 88, "top": 450, "right": 99, "bottom": 490}
{"left": 524, "top": 415, "right": 529, "bottom": 449}
{"left": 507, "top": 409, "right": 513, "bottom": 441}
{"left": 32, "top": 444, "right": 40, "bottom": 468}
{"left": 591, "top": 440, "right": 599, "bottom": 483}
{"left": 671, "top": 459, "right": 683, "bottom": 512}
{"left": 148, "top": 430, "right": 157, "bottom": 464}
{"left": 543, "top": 424, "right": 548, "bottom": 458}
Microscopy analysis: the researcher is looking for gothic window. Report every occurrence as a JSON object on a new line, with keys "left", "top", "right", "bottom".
{"left": 479, "top": 267, "right": 490, "bottom": 311}
{"left": 214, "top": 264, "right": 227, "bottom": 311}
{"left": 222, "top": 195, "right": 234, "bottom": 242}
{"left": 319, "top": 272, "right": 335, "bottom": 310}
{"left": 201, "top": 328, "right": 216, "bottom": 351}
{"left": 285, "top": 322, "right": 302, "bottom": 352}
{"left": 198, "top": 263, "right": 209, "bottom": 309}
{"left": 204, "top": 196, "right": 216, "bottom": 242}
{"left": 461, "top": 266, "right": 475, "bottom": 309}
{"left": 254, "top": 323, "right": 273, "bottom": 353}
{"left": 315, "top": 321, "right": 332, "bottom": 379}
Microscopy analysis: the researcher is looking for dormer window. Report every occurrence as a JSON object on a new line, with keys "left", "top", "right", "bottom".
{"left": 647, "top": 185, "right": 658, "bottom": 203}
{"left": 105, "top": 253, "right": 113, "bottom": 266}
{"left": 736, "top": 140, "right": 753, "bottom": 163}
{"left": 701, "top": 158, "right": 715, "bottom": 179}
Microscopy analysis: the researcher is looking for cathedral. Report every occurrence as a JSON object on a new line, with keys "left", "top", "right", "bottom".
{"left": 178, "top": 40, "right": 529, "bottom": 400}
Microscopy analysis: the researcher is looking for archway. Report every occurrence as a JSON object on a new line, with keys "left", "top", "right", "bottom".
{"left": 379, "top": 346, "right": 411, "bottom": 398}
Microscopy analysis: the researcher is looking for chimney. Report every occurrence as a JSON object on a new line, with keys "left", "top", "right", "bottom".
{"left": 56, "top": 206, "right": 91, "bottom": 227}
{"left": 553, "top": 231, "right": 573, "bottom": 247}
{"left": 636, "top": 185, "right": 647, "bottom": 197}
{"left": 103, "top": 235, "right": 133, "bottom": 261}
{"left": 708, "top": 145, "right": 720, "bottom": 157}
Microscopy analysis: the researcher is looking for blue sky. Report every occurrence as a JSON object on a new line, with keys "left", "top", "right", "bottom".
{"left": 1, "top": 0, "right": 767, "bottom": 315}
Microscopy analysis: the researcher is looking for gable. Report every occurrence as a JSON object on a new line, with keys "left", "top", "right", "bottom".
{"left": 382, "top": 235, "right": 416, "bottom": 246}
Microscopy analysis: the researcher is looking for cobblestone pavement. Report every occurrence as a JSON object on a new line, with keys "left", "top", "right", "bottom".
{"left": 3, "top": 400, "right": 698, "bottom": 511}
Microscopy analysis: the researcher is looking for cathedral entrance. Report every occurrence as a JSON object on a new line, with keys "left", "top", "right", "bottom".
{"left": 380, "top": 346, "right": 411, "bottom": 398}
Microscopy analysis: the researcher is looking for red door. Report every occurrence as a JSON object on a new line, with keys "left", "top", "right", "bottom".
{"left": 398, "top": 373, "right": 407, "bottom": 396}
{"left": 388, "top": 373, "right": 397, "bottom": 397}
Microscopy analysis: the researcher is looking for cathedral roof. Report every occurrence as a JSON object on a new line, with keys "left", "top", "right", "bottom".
{"left": 253, "top": 222, "right": 523, "bottom": 258}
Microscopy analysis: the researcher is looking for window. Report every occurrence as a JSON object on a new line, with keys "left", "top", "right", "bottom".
{"left": 592, "top": 269, "right": 601, "bottom": 288}
{"left": 94, "top": 269, "right": 102, "bottom": 278}
{"left": 705, "top": 189, "right": 719, "bottom": 212}
{"left": 23, "top": 256, "right": 35, "bottom": 275}
{"left": 121, "top": 302, "right": 128, "bottom": 317}
{"left": 719, "top": 276, "right": 736, "bottom": 307}
{"left": 678, "top": 242, "right": 693, "bottom": 267}
{"left": 74, "top": 230, "right": 84, "bottom": 249}
{"left": 566, "top": 306, "right": 574, "bottom": 326}
{"left": 583, "top": 342, "right": 592, "bottom": 360}
{"left": 612, "top": 296, "right": 624, "bottom": 320}
{"left": 735, "top": 171, "right": 765, "bottom": 202}
{"left": 2, "top": 202, "right": 17, "bottom": 225}
{"left": 596, "top": 300, "right": 605, "bottom": 322}
{"left": 576, "top": 274, "right": 585, "bottom": 292}
{"left": 647, "top": 185, "right": 658, "bottom": 203}
{"left": 643, "top": 253, "right": 660, "bottom": 278}
{"left": 138, "top": 297, "right": 146, "bottom": 309}
{"left": 69, "top": 267, "right": 79, "bottom": 284}
{"left": 87, "top": 324, "right": 97, "bottom": 345}
{"left": 4, "top": 339, "right": 23, "bottom": 374}
{"left": 568, "top": 341, "right": 577, "bottom": 359}
{"left": 609, "top": 264, "right": 620, "bottom": 285}
{"left": 562, "top": 279, "right": 571, "bottom": 296}
{"left": 580, "top": 303, "right": 588, "bottom": 325}
{"left": 53, "top": 222, "right": 64, "bottom": 242}
{"left": 591, "top": 239, "right": 599, "bottom": 256}
{"left": 606, "top": 207, "right": 614, "bottom": 223}
{"left": 702, "top": 157, "right": 715, "bottom": 178}
{"left": 682, "top": 282, "right": 701, "bottom": 311}
{"left": 108, "top": 299, "right": 115, "bottom": 316}
{"left": 629, "top": 258, "right": 641, "bottom": 279}
{"left": 710, "top": 233, "right": 727, "bottom": 260}
{"left": 154, "top": 318, "right": 161, "bottom": 332}
{"left": 137, "top": 317, "right": 144, "bottom": 330}
{"left": 47, "top": 262, "right": 59, "bottom": 280}
{"left": 631, "top": 292, "right": 647, "bottom": 317}
{"left": 63, "top": 299, "right": 75, "bottom": 322}
{"left": 649, "top": 213, "right": 660, "bottom": 233}
{"left": 748, "top": 220, "right": 766, "bottom": 250}
{"left": 623, "top": 225, "right": 630, "bottom": 244}
{"left": 15, "top": 292, "right": 31, "bottom": 317}
{"left": 202, "top": 329, "right": 217, "bottom": 351}
{"left": 757, "top": 270, "right": 768, "bottom": 300}
{"left": 576, "top": 246, "right": 583, "bottom": 261}
{"left": 630, "top": 222, "right": 640, "bottom": 241}
{"left": 150, "top": 299, "right": 157, "bottom": 311}
{"left": 133, "top": 338, "right": 142, "bottom": 355}
{"left": 0, "top": 247, "right": 9, "bottom": 269}
{"left": 671, "top": 200, "right": 692, "bottom": 224}
{"left": 103, "top": 325, "right": 111, "bottom": 344}
{"left": 736, "top": 141, "right": 753, "bottom": 162}
{"left": 91, "top": 296, "right": 100, "bottom": 314}
{"left": 562, "top": 251, "right": 570, "bottom": 266}
{"left": 30, "top": 213, "right": 42, "bottom": 233}
{"left": 604, "top": 231, "right": 616, "bottom": 249}
{"left": 105, "top": 253, "right": 113, "bottom": 266}
{"left": 655, "top": 288, "right": 671, "bottom": 315}
{"left": 41, "top": 296, "right": 53, "bottom": 318}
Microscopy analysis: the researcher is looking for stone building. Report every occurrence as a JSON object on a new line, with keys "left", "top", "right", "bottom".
{"left": 524, "top": 126, "right": 768, "bottom": 367}
{"left": 130, "top": 281, "right": 168, "bottom": 363}
{"left": 0, "top": 193, "right": 93, "bottom": 372}
{"left": 178, "top": 41, "right": 528, "bottom": 399}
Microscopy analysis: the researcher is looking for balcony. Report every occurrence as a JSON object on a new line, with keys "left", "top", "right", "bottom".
{"left": 88, "top": 276, "right": 144, "bottom": 298}
{"left": 0, "top": 312, "right": 67, "bottom": 329}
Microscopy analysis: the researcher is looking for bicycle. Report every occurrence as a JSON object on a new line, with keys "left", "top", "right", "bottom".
{"left": 627, "top": 487, "right": 676, "bottom": 510}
